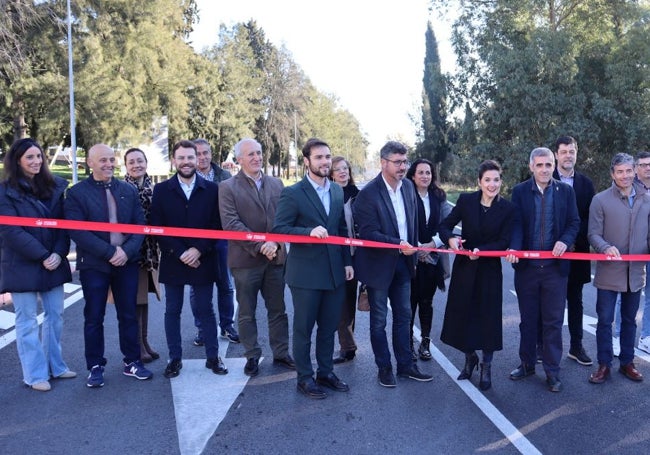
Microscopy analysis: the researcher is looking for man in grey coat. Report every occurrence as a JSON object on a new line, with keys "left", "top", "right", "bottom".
{"left": 588, "top": 153, "right": 650, "bottom": 384}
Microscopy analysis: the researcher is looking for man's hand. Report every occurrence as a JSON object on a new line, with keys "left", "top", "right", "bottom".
{"left": 109, "top": 246, "right": 128, "bottom": 267}
{"left": 552, "top": 241, "right": 568, "bottom": 257}
{"left": 469, "top": 248, "right": 480, "bottom": 260}
{"left": 310, "top": 226, "right": 328, "bottom": 238}
{"left": 399, "top": 240, "right": 417, "bottom": 256}
{"left": 505, "top": 249, "right": 519, "bottom": 263}
{"left": 42, "top": 253, "right": 61, "bottom": 271}
{"left": 448, "top": 237, "right": 465, "bottom": 251}
{"left": 604, "top": 245, "right": 620, "bottom": 257}
{"left": 345, "top": 266, "right": 354, "bottom": 281}
{"left": 260, "top": 241, "right": 279, "bottom": 261}
{"left": 180, "top": 247, "right": 202, "bottom": 268}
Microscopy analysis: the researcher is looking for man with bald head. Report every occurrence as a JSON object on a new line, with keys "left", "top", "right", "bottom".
{"left": 65, "top": 144, "right": 153, "bottom": 388}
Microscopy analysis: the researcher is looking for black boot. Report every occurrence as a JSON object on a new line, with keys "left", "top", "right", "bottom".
{"left": 418, "top": 337, "right": 432, "bottom": 361}
{"left": 141, "top": 304, "right": 159, "bottom": 360}
{"left": 457, "top": 351, "right": 479, "bottom": 380}
{"left": 479, "top": 362, "right": 492, "bottom": 390}
{"left": 410, "top": 336, "right": 418, "bottom": 362}
{"left": 136, "top": 306, "right": 153, "bottom": 363}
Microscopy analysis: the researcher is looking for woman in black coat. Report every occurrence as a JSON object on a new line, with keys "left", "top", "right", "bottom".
{"left": 439, "top": 160, "right": 515, "bottom": 390}
{"left": 406, "top": 159, "right": 450, "bottom": 361}
{"left": 0, "top": 138, "right": 74, "bottom": 392}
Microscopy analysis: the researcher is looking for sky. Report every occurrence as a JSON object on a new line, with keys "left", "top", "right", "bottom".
{"left": 189, "top": 0, "right": 456, "bottom": 156}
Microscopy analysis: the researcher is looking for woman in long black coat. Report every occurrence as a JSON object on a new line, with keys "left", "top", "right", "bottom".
{"left": 439, "top": 160, "right": 515, "bottom": 390}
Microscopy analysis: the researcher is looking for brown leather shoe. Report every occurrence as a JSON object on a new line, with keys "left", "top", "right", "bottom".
{"left": 619, "top": 363, "right": 643, "bottom": 382}
{"left": 589, "top": 364, "right": 610, "bottom": 384}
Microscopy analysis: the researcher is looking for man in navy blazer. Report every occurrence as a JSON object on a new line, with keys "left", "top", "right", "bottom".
{"left": 353, "top": 141, "right": 433, "bottom": 387}
{"left": 273, "top": 138, "right": 353, "bottom": 399}
{"left": 506, "top": 147, "right": 580, "bottom": 392}
{"left": 150, "top": 140, "right": 227, "bottom": 379}
{"left": 552, "top": 135, "right": 595, "bottom": 366}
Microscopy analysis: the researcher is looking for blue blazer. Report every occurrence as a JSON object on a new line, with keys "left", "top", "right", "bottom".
{"left": 149, "top": 174, "right": 221, "bottom": 286}
{"left": 352, "top": 173, "right": 418, "bottom": 290}
{"left": 509, "top": 178, "right": 580, "bottom": 276}
{"left": 272, "top": 176, "right": 351, "bottom": 290}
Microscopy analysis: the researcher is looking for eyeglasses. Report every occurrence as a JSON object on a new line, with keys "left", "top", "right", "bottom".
{"left": 384, "top": 158, "right": 410, "bottom": 167}
{"left": 332, "top": 167, "right": 348, "bottom": 172}
{"left": 637, "top": 162, "right": 650, "bottom": 168}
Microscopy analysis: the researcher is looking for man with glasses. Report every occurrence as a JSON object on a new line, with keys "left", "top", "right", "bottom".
{"left": 353, "top": 141, "right": 433, "bottom": 387}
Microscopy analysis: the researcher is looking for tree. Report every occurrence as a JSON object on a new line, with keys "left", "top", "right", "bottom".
{"left": 415, "top": 22, "right": 450, "bottom": 179}
{"left": 431, "top": 0, "right": 650, "bottom": 190}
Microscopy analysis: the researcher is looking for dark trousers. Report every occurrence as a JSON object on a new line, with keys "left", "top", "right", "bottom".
{"left": 80, "top": 263, "right": 140, "bottom": 370}
{"left": 514, "top": 264, "right": 567, "bottom": 377}
{"left": 566, "top": 279, "right": 585, "bottom": 349}
{"left": 191, "top": 240, "right": 235, "bottom": 333}
{"left": 165, "top": 283, "right": 218, "bottom": 360}
{"left": 336, "top": 278, "right": 358, "bottom": 353}
{"left": 231, "top": 263, "right": 289, "bottom": 360}
{"left": 410, "top": 262, "right": 438, "bottom": 339}
{"left": 290, "top": 285, "right": 345, "bottom": 382}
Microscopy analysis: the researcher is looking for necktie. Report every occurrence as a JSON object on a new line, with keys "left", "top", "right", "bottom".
{"left": 105, "top": 185, "right": 124, "bottom": 246}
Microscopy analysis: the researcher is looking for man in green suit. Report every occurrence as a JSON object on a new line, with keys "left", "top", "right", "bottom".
{"left": 272, "top": 137, "right": 354, "bottom": 399}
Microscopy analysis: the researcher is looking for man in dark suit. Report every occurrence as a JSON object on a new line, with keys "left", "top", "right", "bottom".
{"left": 506, "top": 147, "right": 580, "bottom": 392}
{"left": 353, "top": 141, "right": 433, "bottom": 387}
{"left": 272, "top": 137, "right": 353, "bottom": 399}
{"left": 190, "top": 138, "right": 239, "bottom": 346}
{"left": 150, "top": 140, "right": 227, "bottom": 379}
{"left": 219, "top": 138, "right": 294, "bottom": 378}
{"left": 552, "top": 135, "right": 595, "bottom": 366}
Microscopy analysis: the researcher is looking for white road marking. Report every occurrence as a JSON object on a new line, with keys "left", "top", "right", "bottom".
{"left": 0, "top": 310, "right": 16, "bottom": 329}
{"left": 413, "top": 325, "right": 542, "bottom": 455}
{"left": 171, "top": 351, "right": 249, "bottom": 455}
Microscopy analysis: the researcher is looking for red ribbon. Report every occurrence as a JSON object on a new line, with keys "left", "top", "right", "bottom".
{"left": 1, "top": 215, "right": 648, "bottom": 262}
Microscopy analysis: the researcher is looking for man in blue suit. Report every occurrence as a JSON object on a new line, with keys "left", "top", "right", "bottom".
{"left": 353, "top": 141, "right": 433, "bottom": 387}
{"left": 273, "top": 138, "right": 353, "bottom": 399}
{"left": 150, "top": 140, "right": 227, "bottom": 379}
{"left": 506, "top": 147, "right": 580, "bottom": 392}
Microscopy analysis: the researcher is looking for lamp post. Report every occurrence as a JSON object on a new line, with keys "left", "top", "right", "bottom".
{"left": 66, "top": 0, "right": 78, "bottom": 183}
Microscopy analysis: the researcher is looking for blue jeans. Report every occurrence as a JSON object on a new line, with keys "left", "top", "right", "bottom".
{"left": 642, "top": 262, "right": 650, "bottom": 338}
{"left": 596, "top": 289, "right": 640, "bottom": 366}
{"left": 165, "top": 283, "right": 218, "bottom": 360}
{"left": 80, "top": 264, "right": 140, "bottom": 370}
{"left": 13, "top": 286, "right": 70, "bottom": 385}
{"left": 368, "top": 256, "right": 413, "bottom": 373}
{"left": 191, "top": 240, "right": 235, "bottom": 333}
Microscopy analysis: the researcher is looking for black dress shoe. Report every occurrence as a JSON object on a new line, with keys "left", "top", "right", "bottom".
{"left": 273, "top": 355, "right": 296, "bottom": 370}
{"left": 297, "top": 378, "right": 327, "bottom": 399}
{"left": 546, "top": 375, "right": 562, "bottom": 392}
{"left": 378, "top": 367, "right": 396, "bottom": 388}
{"left": 244, "top": 358, "right": 259, "bottom": 377}
{"left": 164, "top": 359, "right": 183, "bottom": 378}
{"left": 333, "top": 351, "right": 356, "bottom": 364}
{"left": 206, "top": 357, "right": 228, "bottom": 375}
{"left": 510, "top": 364, "right": 535, "bottom": 380}
{"left": 316, "top": 372, "right": 349, "bottom": 392}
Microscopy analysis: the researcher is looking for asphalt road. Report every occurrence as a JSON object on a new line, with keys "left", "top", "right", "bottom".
{"left": 1, "top": 257, "right": 649, "bottom": 455}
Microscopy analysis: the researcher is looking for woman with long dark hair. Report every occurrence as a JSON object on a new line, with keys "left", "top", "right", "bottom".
{"left": 329, "top": 156, "right": 361, "bottom": 363}
{"left": 405, "top": 158, "right": 450, "bottom": 361}
{"left": 123, "top": 147, "right": 160, "bottom": 363}
{"left": 0, "top": 138, "right": 75, "bottom": 391}
{"left": 439, "top": 160, "right": 515, "bottom": 390}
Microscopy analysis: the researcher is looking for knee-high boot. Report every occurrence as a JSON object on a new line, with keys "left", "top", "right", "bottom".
{"left": 141, "top": 304, "right": 159, "bottom": 360}
{"left": 137, "top": 306, "right": 153, "bottom": 363}
{"left": 457, "top": 351, "right": 479, "bottom": 380}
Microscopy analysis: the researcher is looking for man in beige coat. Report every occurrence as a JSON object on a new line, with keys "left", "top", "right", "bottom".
{"left": 218, "top": 138, "right": 294, "bottom": 377}
{"left": 588, "top": 152, "right": 650, "bottom": 384}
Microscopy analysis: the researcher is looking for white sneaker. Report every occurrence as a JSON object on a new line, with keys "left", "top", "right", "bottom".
{"left": 637, "top": 336, "right": 650, "bottom": 354}
{"left": 613, "top": 336, "right": 621, "bottom": 357}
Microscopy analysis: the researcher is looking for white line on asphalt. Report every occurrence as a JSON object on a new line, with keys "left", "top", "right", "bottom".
{"left": 413, "top": 325, "right": 542, "bottom": 455}
{"left": 0, "top": 289, "right": 84, "bottom": 350}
